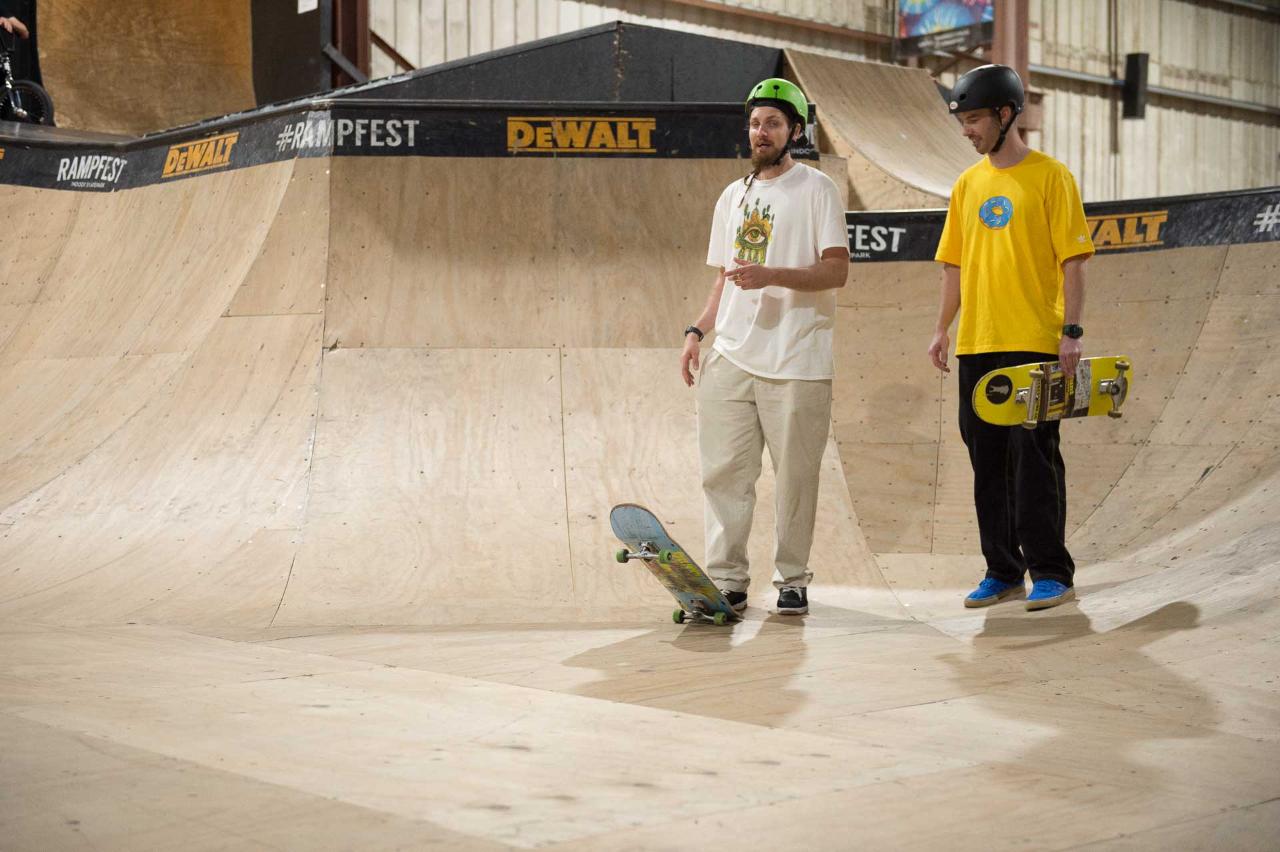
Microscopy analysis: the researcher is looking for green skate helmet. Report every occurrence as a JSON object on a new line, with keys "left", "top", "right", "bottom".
{"left": 745, "top": 77, "right": 809, "bottom": 126}
{"left": 744, "top": 77, "right": 810, "bottom": 169}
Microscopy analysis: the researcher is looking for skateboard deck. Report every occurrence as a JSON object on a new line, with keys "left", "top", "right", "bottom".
{"left": 974, "top": 355, "right": 1133, "bottom": 429}
{"left": 609, "top": 503, "right": 741, "bottom": 625}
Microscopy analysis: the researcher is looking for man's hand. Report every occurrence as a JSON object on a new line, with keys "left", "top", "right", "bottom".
{"left": 1, "top": 17, "right": 30, "bottom": 39}
{"left": 724, "top": 258, "right": 773, "bottom": 290}
{"left": 1059, "top": 336, "right": 1083, "bottom": 375}
{"left": 927, "top": 330, "right": 951, "bottom": 374}
{"left": 680, "top": 335, "right": 701, "bottom": 387}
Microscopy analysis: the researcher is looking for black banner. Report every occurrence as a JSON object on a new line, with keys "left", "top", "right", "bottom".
{"left": 0, "top": 100, "right": 818, "bottom": 192}
{"left": 895, "top": 21, "right": 994, "bottom": 61}
{"left": 846, "top": 187, "right": 1280, "bottom": 262}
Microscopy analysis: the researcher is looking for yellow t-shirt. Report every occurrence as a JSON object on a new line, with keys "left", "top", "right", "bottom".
{"left": 935, "top": 150, "right": 1095, "bottom": 355}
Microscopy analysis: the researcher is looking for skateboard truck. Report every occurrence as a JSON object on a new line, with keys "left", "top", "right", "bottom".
{"left": 1099, "top": 359, "right": 1130, "bottom": 418}
{"left": 1020, "top": 368, "right": 1045, "bottom": 430}
{"left": 615, "top": 542, "right": 674, "bottom": 565}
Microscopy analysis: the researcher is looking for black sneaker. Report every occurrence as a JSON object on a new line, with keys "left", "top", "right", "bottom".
{"left": 776, "top": 586, "right": 808, "bottom": 615}
{"left": 723, "top": 590, "right": 748, "bottom": 613}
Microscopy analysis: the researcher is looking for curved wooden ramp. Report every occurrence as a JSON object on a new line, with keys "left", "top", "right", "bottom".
{"left": 1, "top": 157, "right": 1277, "bottom": 849}
{"left": 788, "top": 50, "right": 979, "bottom": 208}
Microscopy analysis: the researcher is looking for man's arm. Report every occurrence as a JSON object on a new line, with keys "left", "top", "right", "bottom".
{"left": 681, "top": 269, "right": 727, "bottom": 387}
{"left": 1058, "top": 255, "right": 1088, "bottom": 373}
{"left": 723, "top": 247, "right": 849, "bottom": 292}
{"left": 927, "top": 264, "right": 961, "bottom": 374}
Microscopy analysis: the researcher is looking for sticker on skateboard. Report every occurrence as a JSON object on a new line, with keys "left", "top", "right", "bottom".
{"left": 609, "top": 502, "right": 740, "bottom": 625}
{"left": 973, "top": 355, "right": 1132, "bottom": 429}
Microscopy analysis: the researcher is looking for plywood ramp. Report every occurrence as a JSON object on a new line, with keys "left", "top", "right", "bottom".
{"left": 1, "top": 155, "right": 1278, "bottom": 849}
{"left": 787, "top": 50, "right": 979, "bottom": 206}
{"left": 0, "top": 157, "right": 1276, "bottom": 620}
{"left": 38, "top": 0, "right": 257, "bottom": 135}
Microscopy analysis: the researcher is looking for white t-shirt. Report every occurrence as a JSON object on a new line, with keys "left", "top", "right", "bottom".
{"left": 705, "top": 163, "right": 847, "bottom": 380}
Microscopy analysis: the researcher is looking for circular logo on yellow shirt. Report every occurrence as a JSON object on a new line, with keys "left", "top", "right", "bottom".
{"left": 978, "top": 195, "right": 1013, "bottom": 229}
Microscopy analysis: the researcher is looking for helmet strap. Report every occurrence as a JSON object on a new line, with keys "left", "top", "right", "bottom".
{"left": 991, "top": 106, "right": 1014, "bottom": 153}
{"left": 770, "top": 120, "right": 801, "bottom": 167}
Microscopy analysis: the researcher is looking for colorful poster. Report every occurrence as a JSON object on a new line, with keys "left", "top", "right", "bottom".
{"left": 899, "top": 0, "right": 994, "bottom": 38}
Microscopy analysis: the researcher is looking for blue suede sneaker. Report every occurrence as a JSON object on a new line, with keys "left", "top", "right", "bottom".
{"left": 964, "top": 577, "right": 1025, "bottom": 608}
{"left": 1026, "top": 580, "right": 1075, "bottom": 611}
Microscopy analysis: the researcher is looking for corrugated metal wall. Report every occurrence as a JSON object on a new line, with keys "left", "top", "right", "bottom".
{"left": 367, "top": 0, "right": 1279, "bottom": 201}
{"left": 367, "top": 0, "right": 892, "bottom": 74}
{"left": 1028, "top": 0, "right": 1279, "bottom": 200}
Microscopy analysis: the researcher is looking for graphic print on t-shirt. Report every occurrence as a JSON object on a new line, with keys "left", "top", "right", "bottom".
{"left": 734, "top": 200, "right": 775, "bottom": 264}
{"left": 979, "top": 195, "right": 1014, "bottom": 230}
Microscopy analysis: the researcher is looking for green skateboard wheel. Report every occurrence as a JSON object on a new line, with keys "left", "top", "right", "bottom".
{"left": 673, "top": 609, "right": 686, "bottom": 624}
{"left": 657, "top": 549, "right": 674, "bottom": 565}
{"left": 615, "top": 548, "right": 629, "bottom": 563}
{"left": 713, "top": 611, "right": 728, "bottom": 626}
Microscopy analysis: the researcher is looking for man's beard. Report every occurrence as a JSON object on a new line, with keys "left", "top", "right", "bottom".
{"left": 750, "top": 141, "right": 782, "bottom": 170}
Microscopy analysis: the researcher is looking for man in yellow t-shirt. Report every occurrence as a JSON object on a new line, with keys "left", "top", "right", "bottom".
{"left": 927, "top": 64, "right": 1095, "bottom": 612}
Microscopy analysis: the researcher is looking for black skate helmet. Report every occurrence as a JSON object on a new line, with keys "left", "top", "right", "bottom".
{"left": 948, "top": 64, "right": 1025, "bottom": 152}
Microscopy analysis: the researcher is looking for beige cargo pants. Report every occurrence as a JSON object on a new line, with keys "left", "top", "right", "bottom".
{"left": 696, "top": 348, "right": 832, "bottom": 593}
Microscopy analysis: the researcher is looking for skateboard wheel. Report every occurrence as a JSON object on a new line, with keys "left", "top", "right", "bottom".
{"left": 657, "top": 549, "right": 674, "bottom": 565}
{"left": 615, "top": 548, "right": 629, "bottom": 563}
{"left": 713, "top": 611, "right": 728, "bottom": 626}
{"left": 673, "top": 609, "right": 686, "bottom": 624}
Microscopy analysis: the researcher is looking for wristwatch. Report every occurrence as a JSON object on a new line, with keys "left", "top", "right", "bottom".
{"left": 1062, "top": 324, "right": 1084, "bottom": 339}
{"left": 684, "top": 325, "right": 705, "bottom": 342}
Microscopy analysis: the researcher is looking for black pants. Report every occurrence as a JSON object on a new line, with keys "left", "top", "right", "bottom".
{"left": 957, "top": 351, "right": 1074, "bottom": 586}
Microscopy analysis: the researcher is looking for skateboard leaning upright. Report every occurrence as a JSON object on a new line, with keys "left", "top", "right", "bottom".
{"left": 973, "top": 355, "right": 1133, "bottom": 429}
{"left": 610, "top": 503, "right": 741, "bottom": 625}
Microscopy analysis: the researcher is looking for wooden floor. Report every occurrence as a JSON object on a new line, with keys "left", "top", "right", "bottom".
{"left": 1, "top": 157, "right": 1277, "bottom": 850}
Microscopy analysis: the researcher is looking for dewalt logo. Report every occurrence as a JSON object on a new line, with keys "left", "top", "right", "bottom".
{"left": 162, "top": 131, "right": 240, "bottom": 179}
{"left": 1087, "top": 210, "right": 1168, "bottom": 251}
{"left": 507, "top": 117, "right": 657, "bottom": 154}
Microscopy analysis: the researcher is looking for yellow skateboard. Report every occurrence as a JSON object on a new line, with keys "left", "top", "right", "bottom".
{"left": 973, "top": 355, "right": 1132, "bottom": 429}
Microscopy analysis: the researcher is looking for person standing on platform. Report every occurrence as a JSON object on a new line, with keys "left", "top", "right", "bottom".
{"left": 0, "top": 0, "right": 42, "bottom": 87}
{"left": 680, "top": 78, "right": 848, "bottom": 616}
{"left": 927, "top": 64, "right": 1095, "bottom": 612}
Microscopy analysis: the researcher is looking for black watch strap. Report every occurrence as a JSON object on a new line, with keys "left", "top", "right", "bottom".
{"left": 684, "top": 325, "right": 705, "bottom": 342}
{"left": 1062, "top": 323, "right": 1084, "bottom": 339}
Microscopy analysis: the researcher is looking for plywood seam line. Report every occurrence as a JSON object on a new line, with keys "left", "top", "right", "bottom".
{"left": 283, "top": 161, "right": 336, "bottom": 579}
{"left": 826, "top": 418, "right": 902, "bottom": 613}
{"left": 224, "top": 200, "right": 281, "bottom": 318}
{"left": 268, "top": 554, "right": 298, "bottom": 628}
{"left": 558, "top": 349, "right": 577, "bottom": 602}
{"left": 1067, "top": 247, "right": 1232, "bottom": 540}
{"left": 1114, "top": 446, "right": 1236, "bottom": 557}
{"left": 220, "top": 312, "right": 325, "bottom": 320}
{"left": 930, "top": 370, "right": 945, "bottom": 556}
{"left": 0, "top": 538, "right": 151, "bottom": 607}
{"left": 261, "top": 162, "right": 330, "bottom": 626}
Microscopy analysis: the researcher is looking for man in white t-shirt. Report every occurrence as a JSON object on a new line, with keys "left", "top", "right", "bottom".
{"left": 680, "top": 78, "right": 849, "bottom": 615}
